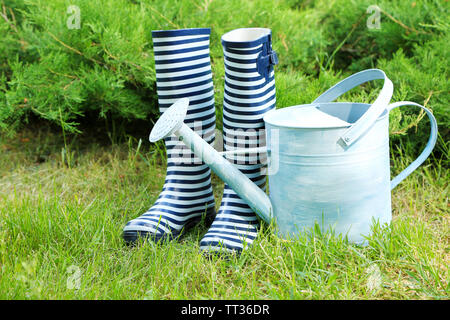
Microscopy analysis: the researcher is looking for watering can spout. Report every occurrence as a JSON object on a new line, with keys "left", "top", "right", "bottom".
{"left": 149, "top": 98, "right": 274, "bottom": 223}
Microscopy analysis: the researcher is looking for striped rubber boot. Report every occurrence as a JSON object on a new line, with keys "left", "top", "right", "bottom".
{"left": 123, "top": 28, "right": 216, "bottom": 244}
{"left": 200, "top": 28, "right": 278, "bottom": 254}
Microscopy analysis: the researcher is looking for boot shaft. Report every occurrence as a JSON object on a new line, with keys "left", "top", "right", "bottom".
{"left": 221, "top": 28, "right": 277, "bottom": 169}
{"left": 152, "top": 28, "right": 216, "bottom": 164}
{"left": 123, "top": 29, "right": 218, "bottom": 243}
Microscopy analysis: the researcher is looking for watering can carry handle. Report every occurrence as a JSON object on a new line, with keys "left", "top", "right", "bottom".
{"left": 313, "top": 69, "right": 393, "bottom": 147}
{"left": 388, "top": 101, "right": 438, "bottom": 189}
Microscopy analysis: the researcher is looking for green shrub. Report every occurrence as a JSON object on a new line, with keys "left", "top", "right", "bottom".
{"left": 0, "top": 0, "right": 448, "bottom": 158}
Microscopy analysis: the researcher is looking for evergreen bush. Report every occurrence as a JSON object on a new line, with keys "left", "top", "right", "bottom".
{"left": 0, "top": 0, "right": 448, "bottom": 157}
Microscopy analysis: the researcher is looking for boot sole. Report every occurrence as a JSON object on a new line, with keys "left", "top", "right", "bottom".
{"left": 123, "top": 208, "right": 216, "bottom": 246}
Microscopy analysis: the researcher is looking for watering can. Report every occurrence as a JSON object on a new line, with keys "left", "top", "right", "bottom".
{"left": 149, "top": 69, "right": 438, "bottom": 243}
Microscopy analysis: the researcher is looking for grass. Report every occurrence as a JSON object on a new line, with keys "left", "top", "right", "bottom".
{"left": 0, "top": 0, "right": 448, "bottom": 299}
{"left": 0, "top": 127, "right": 448, "bottom": 299}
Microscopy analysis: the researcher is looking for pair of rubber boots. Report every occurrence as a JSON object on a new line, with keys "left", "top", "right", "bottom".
{"left": 123, "top": 27, "right": 278, "bottom": 254}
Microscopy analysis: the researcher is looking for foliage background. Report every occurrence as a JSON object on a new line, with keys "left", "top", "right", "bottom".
{"left": 0, "top": 0, "right": 448, "bottom": 162}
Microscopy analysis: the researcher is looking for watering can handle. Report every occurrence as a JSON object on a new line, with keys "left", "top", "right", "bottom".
{"left": 313, "top": 69, "right": 393, "bottom": 147}
{"left": 388, "top": 101, "right": 438, "bottom": 189}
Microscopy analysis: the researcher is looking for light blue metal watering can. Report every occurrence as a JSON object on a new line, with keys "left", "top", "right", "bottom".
{"left": 149, "top": 69, "right": 438, "bottom": 243}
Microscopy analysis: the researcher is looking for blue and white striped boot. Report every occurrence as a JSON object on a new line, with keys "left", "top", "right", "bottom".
{"left": 123, "top": 28, "right": 217, "bottom": 244}
{"left": 200, "top": 28, "right": 278, "bottom": 254}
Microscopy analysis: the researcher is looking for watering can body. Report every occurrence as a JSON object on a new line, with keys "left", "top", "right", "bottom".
{"left": 265, "top": 103, "right": 392, "bottom": 243}
{"left": 263, "top": 69, "right": 437, "bottom": 243}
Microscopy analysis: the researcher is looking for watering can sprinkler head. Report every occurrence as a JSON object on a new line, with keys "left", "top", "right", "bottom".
{"left": 149, "top": 98, "right": 189, "bottom": 143}
{"left": 149, "top": 98, "right": 274, "bottom": 224}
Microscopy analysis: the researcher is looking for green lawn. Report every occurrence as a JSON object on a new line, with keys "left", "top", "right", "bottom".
{"left": 0, "top": 128, "right": 447, "bottom": 299}
{"left": 0, "top": 0, "right": 448, "bottom": 300}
